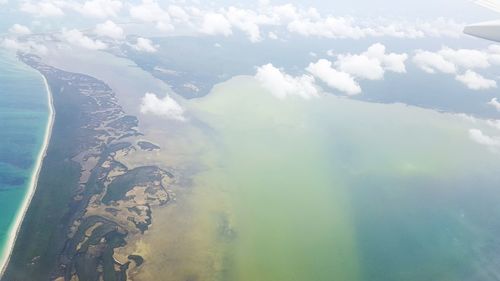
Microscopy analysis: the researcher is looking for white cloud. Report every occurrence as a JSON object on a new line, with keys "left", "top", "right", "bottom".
{"left": 79, "top": 0, "right": 122, "bottom": 18}
{"left": 412, "top": 47, "right": 500, "bottom": 90}
{"left": 469, "top": 129, "right": 500, "bottom": 149}
{"left": 439, "top": 48, "right": 490, "bottom": 69}
{"left": 225, "top": 7, "right": 262, "bottom": 42}
{"left": 129, "top": 37, "right": 158, "bottom": 53}
{"left": 9, "top": 24, "right": 31, "bottom": 35}
{"left": 0, "top": 0, "right": 8, "bottom": 5}
{"left": 140, "top": 92, "right": 185, "bottom": 121}
{"left": 306, "top": 59, "right": 361, "bottom": 95}
{"left": 488, "top": 98, "right": 500, "bottom": 111}
{"left": 487, "top": 119, "right": 500, "bottom": 130}
{"left": 15, "top": 2, "right": 462, "bottom": 42}
{"left": 255, "top": 63, "right": 319, "bottom": 99}
{"left": 94, "top": 20, "right": 124, "bottom": 39}
{"left": 224, "top": 6, "right": 276, "bottom": 42}
{"left": 20, "top": 1, "right": 64, "bottom": 17}
{"left": 364, "top": 43, "right": 408, "bottom": 73}
{"left": 271, "top": 9, "right": 460, "bottom": 41}
{"left": 285, "top": 14, "right": 463, "bottom": 40}
{"left": 287, "top": 16, "right": 367, "bottom": 39}
{"left": 412, "top": 50, "right": 457, "bottom": 74}
{"left": 487, "top": 44, "right": 500, "bottom": 64}
{"left": 129, "top": 0, "right": 173, "bottom": 31}
{"left": 1, "top": 38, "right": 23, "bottom": 50}
{"left": 192, "top": 6, "right": 277, "bottom": 42}
{"left": 336, "top": 54, "right": 384, "bottom": 80}
{"left": 129, "top": 0, "right": 166, "bottom": 21}
{"left": 1, "top": 38, "right": 47, "bottom": 54}
{"left": 168, "top": 5, "right": 190, "bottom": 23}
{"left": 268, "top": 31, "right": 278, "bottom": 40}
{"left": 413, "top": 46, "right": 500, "bottom": 91}
{"left": 155, "top": 21, "right": 175, "bottom": 32}
{"left": 200, "top": 13, "right": 232, "bottom": 36}
{"left": 413, "top": 47, "right": 497, "bottom": 75}
{"left": 334, "top": 43, "right": 407, "bottom": 81}
{"left": 455, "top": 70, "right": 497, "bottom": 90}
{"left": 268, "top": 3, "right": 301, "bottom": 23}
{"left": 457, "top": 113, "right": 477, "bottom": 123}
{"left": 414, "top": 17, "right": 463, "bottom": 38}
{"left": 281, "top": 44, "right": 407, "bottom": 96}
{"left": 61, "top": 29, "right": 107, "bottom": 50}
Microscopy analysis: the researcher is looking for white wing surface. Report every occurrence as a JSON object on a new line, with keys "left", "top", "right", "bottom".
{"left": 474, "top": 0, "right": 500, "bottom": 13}
{"left": 464, "top": 20, "right": 500, "bottom": 42}
{"left": 464, "top": 1, "right": 500, "bottom": 42}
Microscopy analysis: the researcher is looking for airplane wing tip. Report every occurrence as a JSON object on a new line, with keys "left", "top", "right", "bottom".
{"left": 474, "top": 0, "right": 500, "bottom": 13}
{"left": 463, "top": 23, "right": 500, "bottom": 42}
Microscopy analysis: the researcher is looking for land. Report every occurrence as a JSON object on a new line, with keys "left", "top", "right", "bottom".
{"left": 1, "top": 54, "right": 176, "bottom": 281}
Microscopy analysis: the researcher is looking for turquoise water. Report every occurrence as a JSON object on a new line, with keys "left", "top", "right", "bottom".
{"left": 0, "top": 51, "right": 49, "bottom": 265}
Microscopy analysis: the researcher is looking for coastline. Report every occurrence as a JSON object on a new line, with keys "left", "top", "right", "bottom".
{"left": 0, "top": 73, "right": 55, "bottom": 277}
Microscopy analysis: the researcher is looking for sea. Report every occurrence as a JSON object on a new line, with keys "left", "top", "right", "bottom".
{"left": 0, "top": 50, "right": 49, "bottom": 269}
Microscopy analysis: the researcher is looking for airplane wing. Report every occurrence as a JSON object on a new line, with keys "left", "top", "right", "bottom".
{"left": 474, "top": 0, "right": 500, "bottom": 13}
{"left": 464, "top": 20, "right": 500, "bottom": 42}
{"left": 464, "top": 0, "right": 500, "bottom": 42}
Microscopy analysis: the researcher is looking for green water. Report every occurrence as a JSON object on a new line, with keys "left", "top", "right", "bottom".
{"left": 165, "top": 76, "right": 500, "bottom": 281}
{"left": 0, "top": 51, "right": 49, "bottom": 268}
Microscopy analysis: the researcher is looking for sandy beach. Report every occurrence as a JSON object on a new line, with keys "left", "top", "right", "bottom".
{"left": 0, "top": 73, "right": 55, "bottom": 277}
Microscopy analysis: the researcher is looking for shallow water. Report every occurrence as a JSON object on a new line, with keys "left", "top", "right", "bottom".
{"left": 0, "top": 51, "right": 49, "bottom": 268}
{"left": 134, "top": 76, "right": 500, "bottom": 281}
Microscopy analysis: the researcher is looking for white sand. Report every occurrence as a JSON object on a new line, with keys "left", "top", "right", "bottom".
{"left": 0, "top": 73, "right": 55, "bottom": 277}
